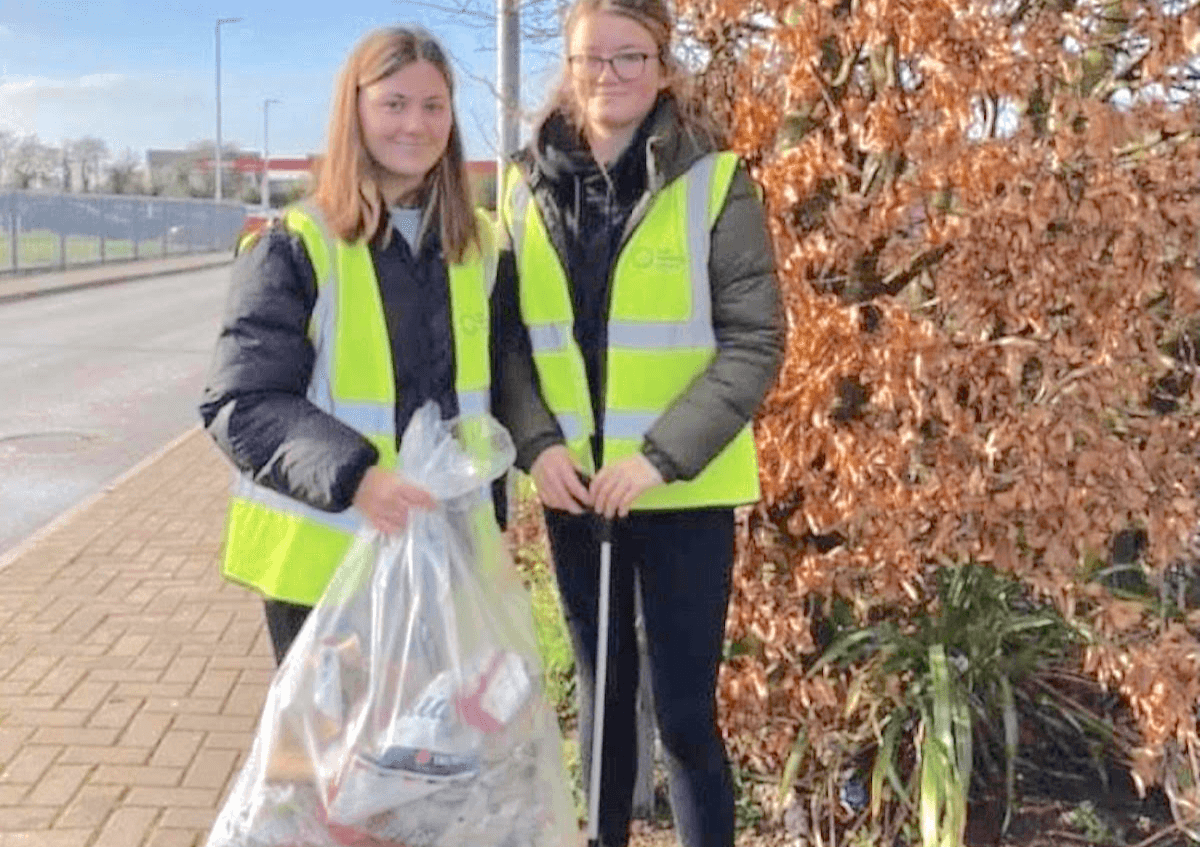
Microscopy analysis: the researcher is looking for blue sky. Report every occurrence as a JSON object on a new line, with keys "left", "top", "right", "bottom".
{"left": 0, "top": 1, "right": 563, "bottom": 163}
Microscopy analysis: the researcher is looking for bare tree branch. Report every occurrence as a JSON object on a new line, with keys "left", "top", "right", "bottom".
{"left": 399, "top": 0, "right": 569, "bottom": 42}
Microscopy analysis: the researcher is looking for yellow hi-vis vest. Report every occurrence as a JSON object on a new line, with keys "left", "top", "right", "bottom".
{"left": 502, "top": 152, "right": 761, "bottom": 510}
{"left": 220, "top": 202, "right": 496, "bottom": 605}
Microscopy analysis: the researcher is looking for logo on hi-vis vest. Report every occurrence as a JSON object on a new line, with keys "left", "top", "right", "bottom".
{"left": 458, "top": 310, "right": 487, "bottom": 337}
{"left": 627, "top": 246, "right": 687, "bottom": 274}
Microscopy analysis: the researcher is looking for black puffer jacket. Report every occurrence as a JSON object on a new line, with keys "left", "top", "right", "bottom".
{"left": 200, "top": 215, "right": 459, "bottom": 513}
{"left": 491, "top": 95, "right": 784, "bottom": 482}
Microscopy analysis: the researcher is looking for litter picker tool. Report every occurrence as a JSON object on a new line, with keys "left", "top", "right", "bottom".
{"left": 586, "top": 513, "right": 614, "bottom": 847}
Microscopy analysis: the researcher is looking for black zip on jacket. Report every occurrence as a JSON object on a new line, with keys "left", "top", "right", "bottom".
{"left": 200, "top": 215, "right": 458, "bottom": 514}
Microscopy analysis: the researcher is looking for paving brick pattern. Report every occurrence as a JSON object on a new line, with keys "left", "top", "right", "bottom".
{"left": 0, "top": 430, "right": 272, "bottom": 847}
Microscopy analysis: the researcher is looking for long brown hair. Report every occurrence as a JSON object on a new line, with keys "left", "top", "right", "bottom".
{"left": 534, "top": 0, "right": 721, "bottom": 147}
{"left": 313, "top": 27, "right": 477, "bottom": 261}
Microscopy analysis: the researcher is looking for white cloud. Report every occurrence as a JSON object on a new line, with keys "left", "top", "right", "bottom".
{"left": 0, "top": 25, "right": 11, "bottom": 38}
{"left": 0, "top": 72, "right": 209, "bottom": 152}
{"left": 0, "top": 72, "right": 126, "bottom": 101}
{"left": 0, "top": 73, "right": 127, "bottom": 135}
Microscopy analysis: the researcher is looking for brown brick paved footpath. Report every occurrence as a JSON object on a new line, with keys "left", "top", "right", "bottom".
{"left": 0, "top": 427, "right": 273, "bottom": 847}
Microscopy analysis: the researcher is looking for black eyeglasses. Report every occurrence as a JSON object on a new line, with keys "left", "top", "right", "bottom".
{"left": 567, "top": 51, "right": 652, "bottom": 82}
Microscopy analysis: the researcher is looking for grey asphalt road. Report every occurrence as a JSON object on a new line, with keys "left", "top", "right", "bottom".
{"left": 0, "top": 266, "right": 232, "bottom": 555}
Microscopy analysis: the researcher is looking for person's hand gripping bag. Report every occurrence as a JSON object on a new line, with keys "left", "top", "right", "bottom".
{"left": 204, "top": 402, "right": 576, "bottom": 847}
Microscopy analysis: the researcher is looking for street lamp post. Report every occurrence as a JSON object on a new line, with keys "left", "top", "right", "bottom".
{"left": 215, "top": 16, "right": 242, "bottom": 203}
{"left": 496, "top": 0, "right": 520, "bottom": 208}
{"left": 262, "top": 98, "right": 280, "bottom": 212}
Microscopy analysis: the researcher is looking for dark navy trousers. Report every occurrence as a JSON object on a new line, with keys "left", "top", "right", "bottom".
{"left": 544, "top": 507, "right": 736, "bottom": 847}
{"left": 262, "top": 599, "right": 311, "bottom": 666}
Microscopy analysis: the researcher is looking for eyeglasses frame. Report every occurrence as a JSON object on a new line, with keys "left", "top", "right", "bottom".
{"left": 567, "top": 50, "right": 656, "bottom": 82}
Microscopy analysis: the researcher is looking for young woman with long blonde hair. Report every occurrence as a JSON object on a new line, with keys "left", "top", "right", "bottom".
{"left": 202, "top": 26, "right": 496, "bottom": 664}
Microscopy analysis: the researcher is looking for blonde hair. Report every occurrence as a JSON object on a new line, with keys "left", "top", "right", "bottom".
{"left": 535, "top": 0, "right": 721, "bottom": 146}
{"left": 313, "top": 27, "right": 477, "bottom": 261}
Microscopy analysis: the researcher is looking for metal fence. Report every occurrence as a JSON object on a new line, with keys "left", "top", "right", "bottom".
{"left": 0, "top": 191, "right": 246, "bottom": 274}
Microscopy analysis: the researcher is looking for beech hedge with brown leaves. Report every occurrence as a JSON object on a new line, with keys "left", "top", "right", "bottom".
{"left": 676, "top": 0, "right": 1200, "bottom": 792}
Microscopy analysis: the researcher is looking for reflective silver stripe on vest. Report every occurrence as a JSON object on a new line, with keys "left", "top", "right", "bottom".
{"left": 557, "top": 412, "right": 587, "bottom": 441}
{"left": 607, "top": 320, "right": 716, "bottom": 348}
{"left": 528, "top": 324, "right": 570, "bottom": 354}
{"left": 304, "top": 203, "right": 339, "bottom": 415}
{"left": 299, "top": 204, "right": 395, "bottom": 443}
{"left": 307, "top": 294, "right": 337, "bottom": 413}
{"left": 296, "top": 199, "right": 333, "bottom": 280}
{"left": 605, "top": 411, "right": 660, "bottom": 440}
{"left": 306, "top": 273, "right": 393, "bottom": 439}
{"left": 458, "top": 389, "right": 489, "bottom": 418}
{"left": 232, "top": 472, "right": 362, "bottom": 535}
{"left": 515, "top": 155, "right": 724, "bottom": 355}
{"left": 507, "top": 168, "right": 532, "bottom": 261}
{"left": 475, "top": 209, "right": 500, "bottom": 297}
{"left": 329, "top": 400, "right": 394, "bottom": 438}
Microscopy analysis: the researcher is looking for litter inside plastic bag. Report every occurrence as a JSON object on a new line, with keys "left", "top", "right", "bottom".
{"left": 205, "top": 402, "right": 575, "bottom": 847}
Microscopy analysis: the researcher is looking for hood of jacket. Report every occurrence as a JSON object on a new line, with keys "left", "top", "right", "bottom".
{"left": 515, "top": 92, "right": 718, "bottom": 199}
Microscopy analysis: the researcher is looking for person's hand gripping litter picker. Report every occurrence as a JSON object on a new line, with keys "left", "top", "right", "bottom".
{"left": 573, "top": 455, "right": 663, "bottom": 846}
{"left": 571, "top": 466, "right": 617, "bottom": 847}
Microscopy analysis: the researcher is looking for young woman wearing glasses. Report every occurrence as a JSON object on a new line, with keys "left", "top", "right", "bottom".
{"left": 491, "top": 1, "right": 784, "bottom": 844}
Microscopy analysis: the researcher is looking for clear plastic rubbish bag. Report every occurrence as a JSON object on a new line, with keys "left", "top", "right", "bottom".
{"left": 205, "top": 402, "right": 576, "bottom": 847}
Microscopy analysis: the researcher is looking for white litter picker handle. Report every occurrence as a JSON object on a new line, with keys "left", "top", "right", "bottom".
{"left": 586, "top": 516, "right": 614, "bottom": 847}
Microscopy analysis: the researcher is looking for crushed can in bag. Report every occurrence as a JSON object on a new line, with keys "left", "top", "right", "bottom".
{"left": 204, "top": 403, "right": 576, "bottom": 847}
